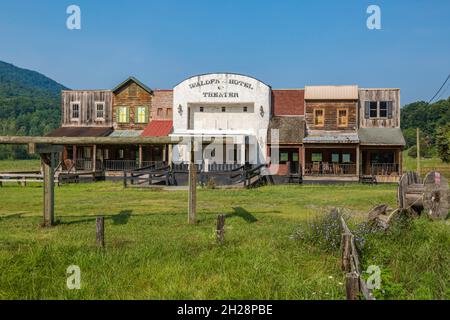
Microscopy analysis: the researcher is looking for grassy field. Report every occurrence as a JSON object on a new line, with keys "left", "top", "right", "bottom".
{"left": 403, "top": 151, "right": 450, "bottom": 178}
{"left": 0, "top": 181, "right": 448, "bottom": 300}
{"left": 0, "top": 159, "right": 40, "bottom": 172}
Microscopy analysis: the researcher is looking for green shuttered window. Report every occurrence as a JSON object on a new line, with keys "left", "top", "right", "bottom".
{"left": 135, "top": 106, "right": 148, "bottom": 124}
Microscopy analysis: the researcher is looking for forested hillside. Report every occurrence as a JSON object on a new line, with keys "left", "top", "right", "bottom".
{"left": 0, "top": 61, "right": 67, "bottom": 159}
{"left": 401, "top": 97, "right": 450, "bottom": 161}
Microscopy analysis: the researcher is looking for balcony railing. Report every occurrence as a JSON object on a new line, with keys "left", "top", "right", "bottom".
{"left": 103, "top": 160, "right": 163, "bottom": 171}
{"left": 370, "top": 163, "right": 400, "bottom": 176}
{"left": 304, "top": 162, "right": 357, "bottom": 176}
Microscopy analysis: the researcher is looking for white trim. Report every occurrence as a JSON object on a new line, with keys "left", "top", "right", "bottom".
{"left": 95, "top": 101, "right": 105, "bottom": 121}
{"left": 70, "top": 101, "right": 81, "bottom": 122}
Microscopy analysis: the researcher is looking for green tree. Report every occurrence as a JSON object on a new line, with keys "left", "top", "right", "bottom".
{"left": 435, "top": 124, "right": 450, "bottom": 163}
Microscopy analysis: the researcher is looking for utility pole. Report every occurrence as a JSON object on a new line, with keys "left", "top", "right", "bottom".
{"left": 416, "top": 128, "right": 421, "bottom": 176}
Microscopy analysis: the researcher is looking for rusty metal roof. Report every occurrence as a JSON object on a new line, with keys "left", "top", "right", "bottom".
{"left": 46, "top": 126, "right": 113, "bottom": 137}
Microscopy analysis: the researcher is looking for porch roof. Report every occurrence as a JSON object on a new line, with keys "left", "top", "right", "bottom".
{"left": 141, "top": 120, "right": 173, "bottom": 137}
{"left": 268, "top": 116, "right": 305, "bottom": 144}
{"left": 109, "top": 130, "right": 143, "bottom": 138}
{"left": 358, "top": 128, "right": 405, "bottom": 146}
{"left": 46, "top": 126, "right": 113, "bottom": 137}
{"left": 303, "top": 131, "right": 359, "bottom": 144}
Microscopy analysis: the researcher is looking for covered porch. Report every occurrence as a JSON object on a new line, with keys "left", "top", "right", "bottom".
{"left": 302, "top": 144, "right": 360, "bottom": 181}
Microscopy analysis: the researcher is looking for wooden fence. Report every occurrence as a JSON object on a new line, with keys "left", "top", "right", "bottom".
{"left": 340, "top": 216, "right": 375, "bottom": 300}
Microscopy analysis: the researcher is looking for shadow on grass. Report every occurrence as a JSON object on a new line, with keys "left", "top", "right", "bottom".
{"left": 0, "top": 213, "right": 24, "bottom": 220}
{"left": 60, "top": 210, "right": 133, "bottom": 225}
{"left": 226, "top": 207, "right": 258, "bottom": 223}
{"left": 111, "top": 210, "right": 132, "bottom": 225}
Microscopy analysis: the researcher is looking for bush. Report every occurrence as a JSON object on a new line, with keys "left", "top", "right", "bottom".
{"left": 290, "top": 209, "right": 343, "bottom": 252}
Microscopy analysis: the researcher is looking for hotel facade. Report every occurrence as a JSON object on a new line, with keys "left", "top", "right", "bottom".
{"left": 48, "top": 72, "right": 405, "bottom": 183}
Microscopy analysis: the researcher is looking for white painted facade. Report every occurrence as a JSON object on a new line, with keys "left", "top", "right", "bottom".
{"left": 171, "top": 73, "right": 271, "bottom": 164}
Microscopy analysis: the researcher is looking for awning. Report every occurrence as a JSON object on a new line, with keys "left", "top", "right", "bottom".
{"left": 303, "top": 131, "right": 359, "bottom": 144}
{"left": 358, "top": 128, "right": 405, "bottom": 146}
{"left": 46, "top": 127, "right": 113, "bottom": 137}
{"left": 108, "top": 130, "right": 143, "bottom": 138}
{"left": 141, "top": 120, "right": 173, "bottom": 137}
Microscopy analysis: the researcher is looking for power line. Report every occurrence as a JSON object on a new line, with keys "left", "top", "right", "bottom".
{"left": 427, "top": 73, "right": 450, "bottom": 104}
{"left": 435, "top": 81, "right": 450, "bottom": 102}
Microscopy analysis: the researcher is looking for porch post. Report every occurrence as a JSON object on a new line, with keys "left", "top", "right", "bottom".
{"left": 301, "top": 145, "right": 306, "bottom": 176}
{"left": 168, "top": 144, "right": 173, "bottom": 167}
{"left": 138, "top": 144, "right": 143, "bottom": 167}
{"left": 398, "top": 149, "right": 403, "bottom": 175}
{"left": 92, "top": 144, "right": 97, "bottom": 172}
{"left": 356, "top": 145, "right": 360, "bottom": 177}
{"left": 163, "top": 145, "right": 167, "bottom": 162}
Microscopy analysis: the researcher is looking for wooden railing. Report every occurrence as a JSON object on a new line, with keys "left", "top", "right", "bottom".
{"left": 304, "top": 163, "right": 357, "bottom": 176}
{"left": 371, "top": 163, "right": 400, "bottom": 176}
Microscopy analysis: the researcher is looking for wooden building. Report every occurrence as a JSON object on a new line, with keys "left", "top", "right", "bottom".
{"left": 48, "top": 73, "right": 404, "bottom": 182}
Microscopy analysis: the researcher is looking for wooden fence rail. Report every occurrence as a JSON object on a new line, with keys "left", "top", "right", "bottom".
{"left": 340, "top": 216, "right": 375, "bottom": 300}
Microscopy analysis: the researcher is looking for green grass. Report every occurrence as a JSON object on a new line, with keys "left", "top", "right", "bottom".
{"left": 0, "top": 159, "right": 41, "bottom": 172}
{"left": 403, "top": 151, "right": 450, "bottom": 179}
{"left": 0, "top": 182, "right": 448, "bottom": 300}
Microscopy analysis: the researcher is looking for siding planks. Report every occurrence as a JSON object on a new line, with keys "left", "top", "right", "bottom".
{"left": 358, "top": 89, "right": 400, "bottom": 128}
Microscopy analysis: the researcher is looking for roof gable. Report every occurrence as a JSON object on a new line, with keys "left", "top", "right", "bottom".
{"left": 112, "top": 77, "right": 153, "bottom": 94}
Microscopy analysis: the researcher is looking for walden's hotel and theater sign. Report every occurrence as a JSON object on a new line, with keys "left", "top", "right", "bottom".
{"left": 47, "top": 73, "right": 405, "bottom": 183}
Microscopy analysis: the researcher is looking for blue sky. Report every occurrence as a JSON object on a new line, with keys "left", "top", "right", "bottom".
{"left": 0, "top": 0, "right": 449, "bottom": 104}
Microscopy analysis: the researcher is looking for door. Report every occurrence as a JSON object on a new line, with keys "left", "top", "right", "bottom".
{"left": 280, "top": 148, "right": 300, "bottom": 174}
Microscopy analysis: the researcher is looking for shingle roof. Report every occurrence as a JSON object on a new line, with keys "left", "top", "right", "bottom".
{"left": 46, "top": 127, "right": 113, "bottom": 137}
{"left": 141, "top": 120, "right": 173, "bottom": 137}
{"left": 268, "top": 116, "right": 305, "bottom": 144}
{"left": 358, "top": 128, "right": 405, "bottom": 146}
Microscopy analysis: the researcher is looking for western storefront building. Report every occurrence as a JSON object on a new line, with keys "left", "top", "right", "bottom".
{"left": 48, "top": 72, "right": 405, "bottom": 183}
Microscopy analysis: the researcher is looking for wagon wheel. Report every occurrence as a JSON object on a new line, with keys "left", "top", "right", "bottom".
{"left": 423, "top": 171, "right": 449, "bottom": 220}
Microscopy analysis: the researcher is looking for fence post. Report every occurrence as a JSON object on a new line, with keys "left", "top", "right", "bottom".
{"left": 216, "top": 214, "right": 225, "bottom": 244}
{"left": 96, "top": 217, "right": 105, "bottom": 248}
{"left": 346, "top": 272, "right": 360, "bottom": 300}
{"left": 341, "top": 233, "right": 352, "bottom": 272}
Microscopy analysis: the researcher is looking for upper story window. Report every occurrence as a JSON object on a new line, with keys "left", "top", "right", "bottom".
{"left": 199, "top": 106, "right": 204, "bottom": 112}
{"left": 314, "top": 109, "right": 324, "bottom": 127}
{"left": 366, "top": 101, "right": 393, "bottom": 119}
{"left": 117, "top": 106, "right": 129, "bottom": 123}
{"left": 95, "top": 102, "right": 105, "bottom": 120}
{"left": 167, "top": 108, "right": 173, "bottom": 118}
{"left": 243, "top": 106, "right": 248, "bottom": 112}
{"left": 221, "top": 107, "right": 226, "bottom": 112}
{"left": 337, "top": 108, "right": 348, "bottom": 127}
{"left": 136, "top": 106, "right": 148, "bottom": 123}
{"left": 71, "top": 102, "right": 80, "bottom": 120}
{"left": 157, "top": 108, "right": 163, "bottom": 117}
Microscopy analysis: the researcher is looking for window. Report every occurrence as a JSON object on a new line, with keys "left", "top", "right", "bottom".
{"left": 337, "top": 108, "right": 348, "bottom": 127}
{"left": 104, "top": 149, "right": 109, "bottom": 160}
{"left": 368, "top": 101, "right": 391, "bottom": 118}
{"left": 314, "top": 109, "right": 324, "bottom": 127}
{"left": 379, "top": 101, "right": 388, "bottom": 118}
{"left": 292, "top": 152, "right": 299, "bottom": 162}
{"left": 136, "top": 106, "right": 147, "bottom": 123}
{"left": 342, "top": 153, "right": 351, "bottom": 163}
{"left": 83, "top": 147, "right": 91, "bottom": 159}
{"left": 222, "top": 107, "right": 226, "bottom": 112}
{"left": 311, "top": 153, "right": 323, "bottom": 162}
{"left": 167, "top": 108, "right": 173, "bottom": 117}
{"left": 369, "top": 102, "right": 378, "bottom": 118}
{"left": 71, "top": 102, "right": 80, "bottom": 120}
{"left": 118, "top": 149, "right": 124, "bottom": 159}
{"left": 157, "top": 108, "right": 163, "bottom": 117}
{"left": 117, "top": 106, "right": 128, "bottom": 123}
{"left": 280, "top": 152, "right": 289, "bottom": 163}
{"left": 95, "top": 102, "right": 105, "bottom": 120}
{"left": 332, "top": 153, "right": 340, "bottom": 163}
{"left": 243, "top": 106, "right": 248, "bottom": 112}
{"left": 199, "top": 106, "right": 204, "bottom": 112}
